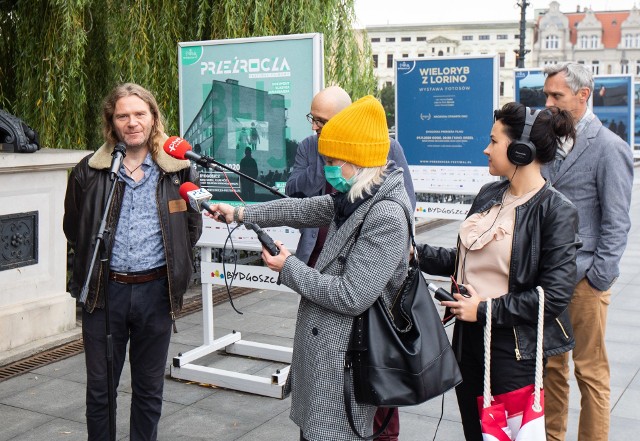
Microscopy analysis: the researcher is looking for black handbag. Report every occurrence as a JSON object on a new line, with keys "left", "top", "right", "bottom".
{"left": 343, "top": 197, "right": 462, "bottom": 439}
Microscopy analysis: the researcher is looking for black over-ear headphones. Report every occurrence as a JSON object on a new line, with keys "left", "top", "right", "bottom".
{"left": 507, "top": 107, "right": 541, "bottom": 166}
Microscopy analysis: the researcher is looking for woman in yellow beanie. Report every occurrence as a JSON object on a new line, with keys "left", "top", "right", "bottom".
{"left": 207, "top": 95, "right": 413, "bottom": 441}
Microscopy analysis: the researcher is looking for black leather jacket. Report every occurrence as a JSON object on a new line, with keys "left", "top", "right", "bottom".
{"left": 417, "top": 180, "right": 581, "bottom": 359}
{"left": 64, "top": 141, "right": 203, "bottom": 317}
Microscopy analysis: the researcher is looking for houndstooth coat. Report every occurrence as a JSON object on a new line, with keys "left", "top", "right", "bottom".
{"left": 243, "top": 168, "right": 411, "bottom": 441}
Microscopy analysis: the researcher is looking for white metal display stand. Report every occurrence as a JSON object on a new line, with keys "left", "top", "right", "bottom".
{"left": 170, "top": 246, "right": 293, "bottom": 399}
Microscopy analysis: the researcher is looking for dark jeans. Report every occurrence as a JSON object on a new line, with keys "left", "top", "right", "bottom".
{"left": 83, "top": 278, "right": 172, "bottom": 441}
{"left": 453, "top": 321, "right": 536, "bottom": 441}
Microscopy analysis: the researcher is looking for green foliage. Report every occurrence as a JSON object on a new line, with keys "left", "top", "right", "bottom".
{"left": 0, "top": 0, "right": 375, "bottom": 150}
{"left": 380, "top": 82, "right": 395, "bottom": 128}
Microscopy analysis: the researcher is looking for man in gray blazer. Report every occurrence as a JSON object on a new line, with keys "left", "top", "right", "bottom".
{"left": 286, "top": 86, "right": 416, "bottom": 266}
{"left": 542, "top": 62, "right": 634, "bottom": 441}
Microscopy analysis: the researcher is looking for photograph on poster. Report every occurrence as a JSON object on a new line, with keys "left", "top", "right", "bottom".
{"left": 183, "top": 80, "right": 291, "bottom": 202}
{"left": 598, "top": 109, "right": 630, "bottom": 141}
{"left": 592, "top": 75, "right": 633, "bottom": 147}
{"left": 593, "top": 78, "right": 629, "bottom": 107}
{"left": 514, "top": 69, "right": 546, "bottom": 108}
{"left": 229, "top": 118, "right": 269, "bottom": 152}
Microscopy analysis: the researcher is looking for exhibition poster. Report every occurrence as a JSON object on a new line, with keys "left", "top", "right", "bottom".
{"left": 635, "top": 83, "right": 640, "bottom": 158}
{"left": 516, "top": 69, "right": 636, "bottom": 156}
{"left": 178, "top": 33, "right": 323, "bottom": 252}
{"left": 179, "top": 34, "right": 323, "bottom": 205}
{"left": 395, "top": 55, "right": 498, "bottom": 219}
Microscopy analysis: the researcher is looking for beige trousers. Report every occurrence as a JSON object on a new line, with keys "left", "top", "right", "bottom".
{"left": 544, "top": 278, "right": 611, "bottom": 441}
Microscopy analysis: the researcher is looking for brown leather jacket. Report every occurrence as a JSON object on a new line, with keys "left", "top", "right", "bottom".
{"left": 63, "top": 139, "right": 203, "bottom": 317}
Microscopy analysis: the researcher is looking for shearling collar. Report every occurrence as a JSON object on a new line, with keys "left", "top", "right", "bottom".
{"left": 87, "top": 134, "right": 191, "bottom": 173}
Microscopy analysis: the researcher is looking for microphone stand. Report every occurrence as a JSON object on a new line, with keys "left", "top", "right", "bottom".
{"left": 190, "top": 154, "right": 288, "bottom": 199}
{"left": 78, "top": 168, "right": 120, "bottom": 441}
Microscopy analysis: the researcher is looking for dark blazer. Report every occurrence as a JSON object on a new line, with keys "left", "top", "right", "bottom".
{"left": 542, "top": 115, "right": 633, "bottom": 291}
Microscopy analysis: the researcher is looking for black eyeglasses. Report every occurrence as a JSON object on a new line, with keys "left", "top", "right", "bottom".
{"left": 306, "top": 113, "right": 328, "bottom": 128}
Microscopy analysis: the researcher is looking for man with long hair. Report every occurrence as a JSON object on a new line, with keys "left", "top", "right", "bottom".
{"left": 64, "top": 83, "right": 202, "bottom": 440}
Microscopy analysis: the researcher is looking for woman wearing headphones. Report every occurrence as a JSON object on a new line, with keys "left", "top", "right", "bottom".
{"left": 416, "top": 102, "right": 581, "bottom": 440}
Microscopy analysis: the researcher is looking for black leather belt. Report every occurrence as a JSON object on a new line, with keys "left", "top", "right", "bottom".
{"left": 109, "top": 266, "right": 167, "bottom": 284}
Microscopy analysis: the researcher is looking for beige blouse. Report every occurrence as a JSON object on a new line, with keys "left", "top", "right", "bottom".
{"left": 456, "top": 187, "right": 539, "bottom": 300}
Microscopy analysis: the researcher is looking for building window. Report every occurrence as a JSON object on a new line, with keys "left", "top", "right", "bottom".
{"left": 438, "top": 50, "right": 444, "bottom": 56}
{"left": 621, "top": 60, "right": 629, "bottom": 74}
{"left": 387, "top": 54, "right": 393, "bottom": 68}
{"left": 500, "top": 81, "right": 505, "bottom": 96}
{"left": 579, "top": 35, "right": 588, "bottom": 49}
{"left": 417, "top": 36, "right": 427, "bottom": 41}
{"left": 514, "top": 34, "right": 520, "bottom": 39}
{"left": 636, "top": 61, "right": 640, "bottom": 75}
{"left": 371, "top": 37, "right": 380, "bottom": 43}
{"left": 447, "top": 47, "right": 450, "bottom": 53}
{"left": 499, "top": 52, "right": 505, "bottom": 67}
{"left": 386, "top": 37, "right": 396, "bottom": 42}
{"left": 590, "top": 35, "right": 599, "bottom": 48}
{"left": 624, "top": 33, "right": 633, "bottom": 48}
{"left": 418, "top": 53, "right": 424, "bottom": 57}
{"left": 402, "top": 53, "right": 408, "bottom": 58}
{"left": 479, "top": 35, "right": 490, "bottom": 40}
{"left": 373, "top": 54, "right": 378, "bottom": 68}
{"left": 386, "top": 81, "right": 392, "bottom": 88}
{"left": 432, "top": 47, "right": 435, "bottom": 53}
{"left": 462, "top": 35, "right": 473, "bottom": 41}
{"left": 635, "top": 34, "right": 640, "bottom": 48}
{"left": 497, "top": 34, "right": 508, "bottom": 40}
{"left": 545, "top": 35, "right": 559, "bottom": 49}
{"left": 401, "top": 37, "right": 411, "bottom": 42}
{"left": 591, "top": 60, "right": 600, "bottom": 75}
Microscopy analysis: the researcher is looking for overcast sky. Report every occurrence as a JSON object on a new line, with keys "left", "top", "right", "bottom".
{"left": 354, "top": 0, "right": 638, "bottom": 26}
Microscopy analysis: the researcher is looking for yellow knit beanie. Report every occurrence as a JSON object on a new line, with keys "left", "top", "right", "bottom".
{"left": 318, "top": 95, "right": 390, "bottom": 167}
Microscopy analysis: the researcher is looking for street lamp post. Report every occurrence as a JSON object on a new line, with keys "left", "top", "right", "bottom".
{"left": 516, "top": 1, "right": 530, "bottom": 68}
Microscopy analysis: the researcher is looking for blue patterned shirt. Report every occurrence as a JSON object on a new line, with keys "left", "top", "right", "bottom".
{"left": 110, "top": 153, "right": 166, "bottom": 272}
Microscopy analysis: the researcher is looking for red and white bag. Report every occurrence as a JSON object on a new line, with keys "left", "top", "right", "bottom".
{"left": 477, "top": 287, "right": 546, "bottom": 441}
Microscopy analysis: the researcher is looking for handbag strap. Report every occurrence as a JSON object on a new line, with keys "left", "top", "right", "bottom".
{"left": 533, "top": 286, "right": 544, "bottom": 411}
{"left": 482, "top": 286, "right": 545, "bottom": 410}
{"left": 342, "top": 196, "right": 412, "bottom": 439}
{"left": 355, "top": 196, "right": 415, "bottom": 250}
{"left": 482, "top": 296, "right": 493, "bottom": 407}
{"left": 343, "top": 363, "right": 395, "bottom": 439}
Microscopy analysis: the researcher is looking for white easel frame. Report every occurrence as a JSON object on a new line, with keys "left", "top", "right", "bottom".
{"left": 170, "top": 246, "right": 293, "bottom": 398}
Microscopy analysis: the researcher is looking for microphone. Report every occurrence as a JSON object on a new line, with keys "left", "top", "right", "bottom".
{"left": 109, "top": 142, "right": 127, "bottom": 181}
{"left": 163, "top": 136, "right": 220, "bottom": 169}
{"left": 427, "top": 283, "right": 456, "bottom": 303}
{"left": 178, "top": 182, "right": 226, "bottom": 222}
{"left": 244, "top": 222, "right": 280, "bottom": 256}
